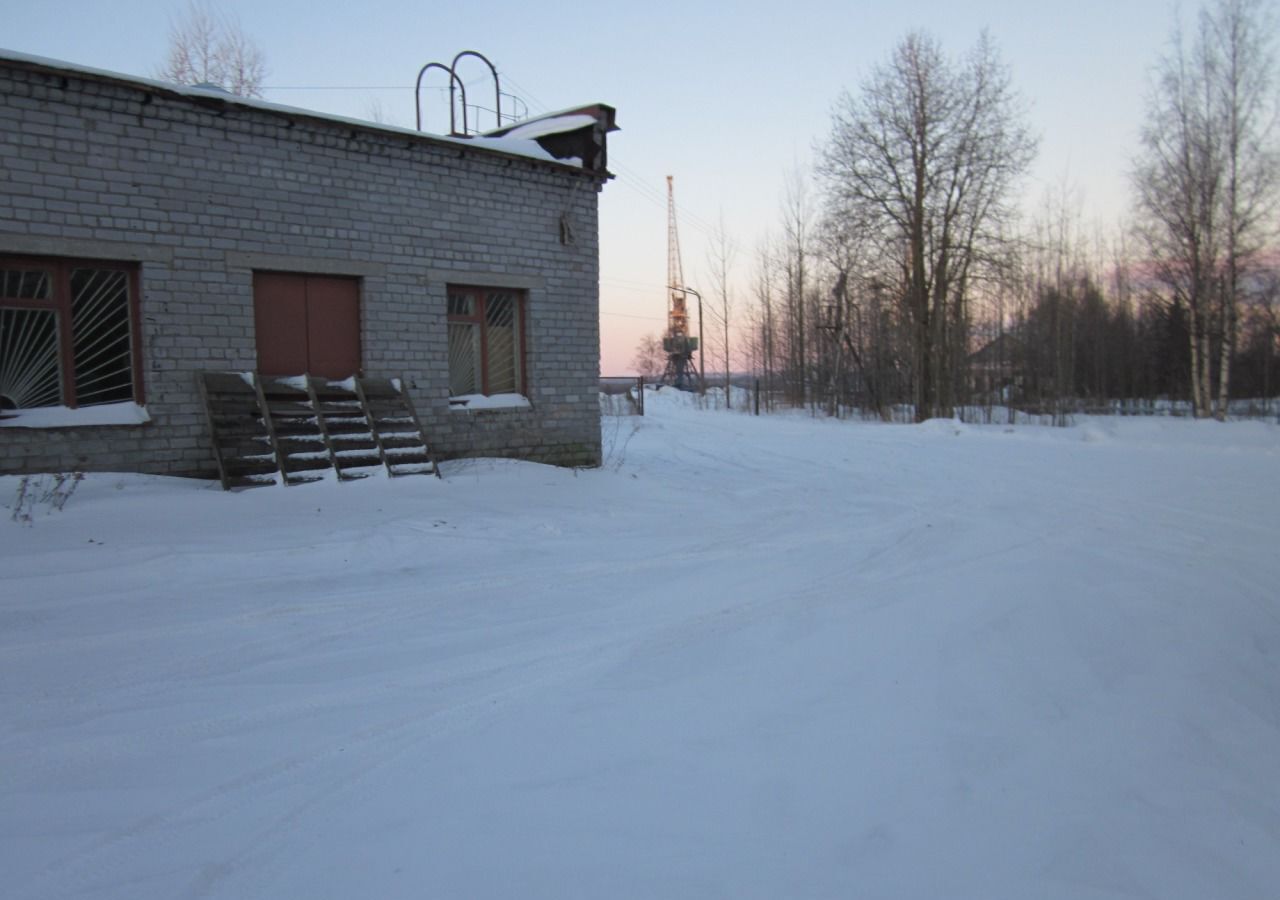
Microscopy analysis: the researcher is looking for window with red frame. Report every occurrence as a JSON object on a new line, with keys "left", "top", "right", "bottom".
{"left": 447, "top": 287, "right": 525, "bottom": 401}
{"left": 0, "top": 257, "right": 143, "bottom": 414}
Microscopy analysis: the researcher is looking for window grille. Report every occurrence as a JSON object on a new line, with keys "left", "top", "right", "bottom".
{"left": 447, "top": 287, "right": 525, "bottom": 400}
{"left": 0, "top": 258, "right": 141, "bottom": 412}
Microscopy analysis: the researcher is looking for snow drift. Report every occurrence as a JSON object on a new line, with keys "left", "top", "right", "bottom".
{"left": 2, "top": 393, "right": 1278, "bottom": 899}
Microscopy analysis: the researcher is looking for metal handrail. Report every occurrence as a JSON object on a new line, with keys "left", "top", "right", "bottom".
{"left": 450, "top": 50, "right": 501, "bottom": 132}
{"left": 414, "top": 62, "right": 466, "bottom": 134}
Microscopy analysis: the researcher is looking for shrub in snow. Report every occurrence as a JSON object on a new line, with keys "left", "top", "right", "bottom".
{"left": 8, "top": 472, "right": 84, "bottom": 525}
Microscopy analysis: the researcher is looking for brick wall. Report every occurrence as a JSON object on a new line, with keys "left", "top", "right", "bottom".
{"left": 0, "top": 58, "right": 605, "bottom": 476}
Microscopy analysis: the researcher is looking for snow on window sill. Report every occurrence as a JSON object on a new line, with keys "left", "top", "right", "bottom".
{"left": 0, "top": 402, "right": 151, "bottom": 429}
{"left": 449, "top": 393, "right": 531, "bottom": 411}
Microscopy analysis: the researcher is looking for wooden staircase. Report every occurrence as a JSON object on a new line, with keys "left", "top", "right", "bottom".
{"left": 197, "top": 372, "right": 281, "bottom": 489}
{"left": 199, "top": 372, "right": 439, "bottom": 490}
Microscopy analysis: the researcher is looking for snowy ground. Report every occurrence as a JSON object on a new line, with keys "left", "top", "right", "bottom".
{"left": 3, "top": 392, "right": 1279, "bottom": 900}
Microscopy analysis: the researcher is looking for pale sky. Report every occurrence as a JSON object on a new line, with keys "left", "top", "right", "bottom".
{"left": 4, "top": 0, "right": 1179, "bottom": 373}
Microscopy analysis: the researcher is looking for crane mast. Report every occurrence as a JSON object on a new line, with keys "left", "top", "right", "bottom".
{"left": 662, "top": 175, "right": 699, "bottom": 388}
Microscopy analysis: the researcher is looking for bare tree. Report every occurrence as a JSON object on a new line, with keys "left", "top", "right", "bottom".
{"left": 1134, "top": 0, "right": 1278, "bottom": 418}
{"left": 631, "top": 333, "right": 666, "bottom": 382}
{"left": 747, "top": 235, "right": 781, "bottom": 411}
{"left": 705, "top": 215, "right": 738, "bottom": 407}
{"left": 365, "top": 98, "right": 394, "bottom": 126}
{"left": 818, "top": 30, "right": 1036, "bottom": 421}
{"left": 779, "top": 168, "right": 813, "bottom": 407}
{"left": 1134, "top": 10, "right": 1222, "bottom": 417}
{"left": 158, "top": 1, "right": 267, "bottom": 98}
{"left": 1212, "top": 0, "right": 1279, "bottom": 415}
{"left": 814, "top": 209, "right": 864, "bottom": 416}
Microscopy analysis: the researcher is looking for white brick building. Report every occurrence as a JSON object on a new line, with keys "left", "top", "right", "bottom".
{"left": 0, "top": 51, "right": 615, "bottom": 477}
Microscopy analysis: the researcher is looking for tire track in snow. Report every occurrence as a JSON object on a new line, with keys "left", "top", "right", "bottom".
{"left": 15, "top": 621, "right": 642, "bottom": 900}
{"left": 12, "top": 534, "right": 768, "bottom": 898}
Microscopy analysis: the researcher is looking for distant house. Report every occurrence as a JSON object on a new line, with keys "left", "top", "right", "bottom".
{"left": 968, "top": 333, "right": 1025, "bottom": 401}
{"left": 0, "top": 50, "right": 616, "bottom": 483}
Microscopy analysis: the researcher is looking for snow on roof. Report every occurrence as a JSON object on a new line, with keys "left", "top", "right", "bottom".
{"left": 491, "top": 114, "right": 599, "bottom": 142}
{"left": 0, "top": 47, "right": 607, "bottom": 175}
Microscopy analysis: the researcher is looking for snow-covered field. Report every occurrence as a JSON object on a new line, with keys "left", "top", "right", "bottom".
{"left": 3, "top": 392, "right": 1279, "bottom": 899}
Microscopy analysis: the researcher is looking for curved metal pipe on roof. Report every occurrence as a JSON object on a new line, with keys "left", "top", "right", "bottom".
{"left": 450, "top": 50, "right": 502, "bottom": 131}
{"left": 414, "top": 61, "right": 466, "bottom": 134}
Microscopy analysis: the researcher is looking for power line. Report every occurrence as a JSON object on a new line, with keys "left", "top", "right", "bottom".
{"left": 612, "top": 166, "right": 726, "bottom": 243}
{"left": 264, "top": 85, "right": 419, "bottom": 91}
{"left": 600, "top": 309, "right": 665, "bottom": 321}
{"left": 276, "top": 71, "right": 736, "bottom": 306}
{"left": 602, "top": 275, "right": 667, "bottom": 290}
{"left": 495, "top": 71, "right": 550, "bottom": 116}
{"left": 265, "top": 73, "right": 496, "bottom": 92}
{"left": 499, "top": 69, "right": 727, "bottom": 246}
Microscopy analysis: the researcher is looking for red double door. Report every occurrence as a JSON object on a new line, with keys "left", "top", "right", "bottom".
{"left": 253, "top": 272, "right": 360, "bottom": 378}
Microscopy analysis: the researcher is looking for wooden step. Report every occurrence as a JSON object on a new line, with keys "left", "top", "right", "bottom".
{"left": 280, "top": 454, "right": 332, "bottom": 473}
{"left": 284, "top": 472, "right": 327, "bottom": 486}
{"left": 355, "top": 376, "right": 438, "bottom": 480}
{"left": 223, "top": 457, "right": 278, "bottom": 477}
{"left": 226, "top": 473, "right": 281, "bottom": 489}
{"left": 201, "top": 371, "right": 440, "bottom": 488}
{"left": 199, "top": 371, "right": 276, "bottom": 491}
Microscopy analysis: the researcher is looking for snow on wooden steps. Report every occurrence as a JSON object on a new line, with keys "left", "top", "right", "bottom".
{"left": 199, "top": 372, "right": 440, "bottom": 489}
